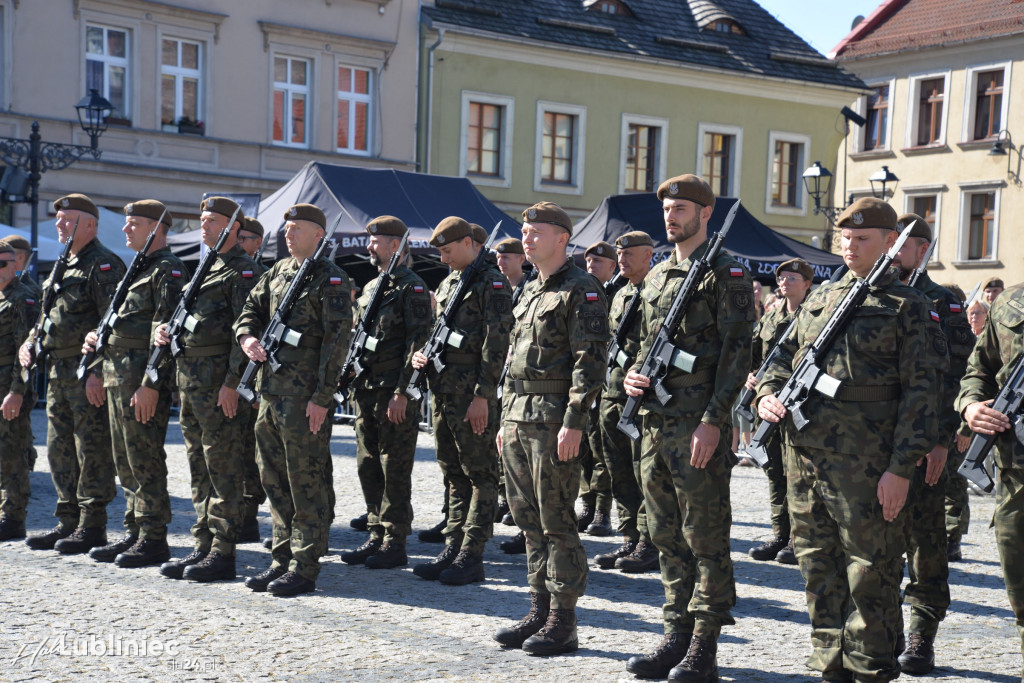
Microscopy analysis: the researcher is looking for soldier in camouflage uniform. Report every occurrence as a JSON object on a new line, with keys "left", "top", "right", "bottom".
{"left": 237, "top": 203, "right": 352, "bottom": 596}
{"left": 892, "top": 213, "right": 975, "bottom": 674}
{"left": 745, "top": 258, "right": 815, "bottom": 566}
{"left": 341, "top": 216, "right": 432, "bottom": 570}
{"left": 0, "top": 242, "right": 37, "bottom": 541}
{"left": 593, "top": 231, "right": 658, "bottom": 573}
{"left": 152, "top": 196, "right": 259, "bottom": 577}
{"left": 757, "top": 197, "right": 946, "bottom": 683}
{"left": 75, "top": 201, "right": 190, "bottom": 564}
{"left": 410, "top": 217, "right": 511, "bottom": 585}
{"left": 4, "top": 235, "right": 42, "bottom": 468}
{"left": 623, "top": 176, "right": 754, "bottom": 682}
{"left": 493, "top": 201, "right": 608, "bottom": 657}
{"left": 958, "top": 277, "right": 1024, "bottom": 676}
{"left": 19, "top": 194, "right": 126, "bottom": 552}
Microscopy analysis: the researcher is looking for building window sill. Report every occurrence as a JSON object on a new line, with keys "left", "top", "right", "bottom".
{"left": 849, "top": 149, "right": 896, "bottom": 161}
{"left": 900, "top": 144, "right": 950, "bottom": 156}
{"left": 951, "top": 259, "right": 1002, "bottom": 268}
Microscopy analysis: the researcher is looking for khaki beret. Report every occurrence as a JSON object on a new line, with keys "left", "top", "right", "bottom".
{"left": 430, "top": 216, "right": 473, "bottom": 246}
{"left": 984, "top": 278, "right": 1004, "bottom": 290}
{"left": 495, "top": 238, "right": 524, "bottom": 255}
{"left": 585, "top": 241, "right": 616, "bottom": 260}
{"left": 837, "top": 197, "right": 896, "bottom": 230}
{"left": 615, "top": 231, "right": 654, "bottom": 249}
{"left": 52, "top": 193, "right": 99, "bottom": 218}
{"left": 365, "top": 215, "right": 407, "bottom": 237}
{"left": 523, "top": 201, "right": 573, "bottom": 234}
{"left": 124, "top": 199, "right": 172, "bottom": 228}
{"left": 284, "top": 203, "right": 326, "bottom": 230}
{"left": 776, "top": 258, "right": 814, "bottom": 282}
{"left": 200, "top": 196, "right": 241, "bottom": 223}
{"left": 942, "top": 283, "right": 966, "bottom": 301}
{"left": 470, "top": 223, "right": 488, "bottom": 244}
{"left": 2, "top": 235, "right": 31, "bottom": 252}
{"left": 0, "top": 241, "right": 14, "bottom": 257}
{"left": 896, "top": 213, "right": 931, "bottom": 242}
{"left": 657, "top": 174, "right": 715, "bottom": 209}
{"left": 241, "top": 216, "right": 264, "bottom": 238}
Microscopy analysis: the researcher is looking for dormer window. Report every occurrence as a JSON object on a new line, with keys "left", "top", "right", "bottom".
{"left": 709, "top": 18, "right": 743, "bottom": 35}
{"left": 583, "top": 0, "right": 634, "bottom": 17}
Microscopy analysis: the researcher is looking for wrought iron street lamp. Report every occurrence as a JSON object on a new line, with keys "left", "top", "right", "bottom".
{"left": 868, "top": 165, "right": 900, "bottom": 200}
{"left": 989, "top": 130, "right": 1021, "bottom": 185}
{"left": 803, "top": 160, "right": 901, "bottom": 252}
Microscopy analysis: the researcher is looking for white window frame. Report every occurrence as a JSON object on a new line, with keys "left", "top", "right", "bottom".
{"left": 459, "top": 91, "right": 514, "bottom": 188}
{"left": 956, "top": 181, "right": 1003, "bottom": 262}
{"left": 854, "top": 77, "right": 896, "bottom": 153}
{"left": 961, "top": 62, "right": 1012, "bottom": 143}
{"left": 85, "top": 22, "right": 131, "bottom": 121}
{"left": 905, "top": 70, "right": 950, "bottom": 148}
{"left": 159, "top": 36, "right": 203, "bottom": 126}
{"left": 272, "top": 53, "right": 312, "bottom": 149}
{"left": 764, "top": 130, "right": 810, "bottom": 217}
{"left": 902, "top": 187, "right": 944, "bottom": 263}
{"left": 534, "top": 100, "right": 586, "bottom": 195}
{"left": 696, "top": 122, "right": 743, "bottom": 198}
{"left": 618, "top": 114, "right": 668, "bottom": 194}
{"left": 336, "top": 63, "right": 373, "bottom": 156}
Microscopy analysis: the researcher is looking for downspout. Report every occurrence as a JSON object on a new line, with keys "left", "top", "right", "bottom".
{"left": 424, "top": 27, "right": 445, "bottom": 174}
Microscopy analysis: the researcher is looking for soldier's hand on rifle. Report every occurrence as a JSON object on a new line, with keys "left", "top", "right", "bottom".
{"left": 239, "top": 334, "right": 267, "bottom": 362}
{"left": 557, "top": 427, "right": 582, "bottom": 461}
{"left": 85, "top": 373, "right": 106, "bottom": 408}
{"left": 411, "top": 350, "right": 428, "bottom": 370}
{"left": 1, "top": 392, "right": 22, "bottom": 420}
{"left": 218, "top": 385, "right": 239, "bottom": 419}
{"left": 623, "top": 370, "right": 649, "bottom": 398}
{"left": 757, "top": 393, "right": 787, "bottom": 423}
{"left": 464, "top": 396, "right": 489, "bottom": 435}
{"left": 153, "top": 323, "right": 171, "bottom": 346}
{"left": 744, "top": 372, "right": 758, "bottom": 392}
{"left": 306, "top": 400, "right": 328, "bottom": 434}
{"left": 877, "top": 471, "right": 910, "bottom": 522}
{"left": 917, "top": 444, "right": 948, "bottom": 486}
{"left": 131, "top": 386, "right": 159, "bottom": 424}
{"left": 18, "top": 341, "right": 33, "bottom": 368}
{"left": 963, "top": 400, "right": 1011, "bottom": 435}
{"left": 387, "top": 393, "right": 408, "bottom": 424}
{"left": 690, "top": 421, "right": 720, "bottom": 468}
{"left": 82, "top": 330, "right": 98, "bottom": 355}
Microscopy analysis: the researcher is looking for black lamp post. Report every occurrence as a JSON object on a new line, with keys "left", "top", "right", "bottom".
{"left": 868, "top": 165, "right": 900, "bottom": 200}
{"left": 803, "top": 160, "right": 901, "bottom": 252}
{"left": 0, "top": 88, "right": 113, "bottom": 266}
{"left": 989, "top": 130, "right": 1021, "bottom": 184}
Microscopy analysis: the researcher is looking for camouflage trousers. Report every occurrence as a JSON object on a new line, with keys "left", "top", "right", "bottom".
{"left": 994, "top": 466, "right": 1024, "bottom": 661}
{"left": 763, "top": 435, "right": 791, "bottom": 540}
{"left": 179, "top": 385, "right": 249, "bottom": 556}
{"left": 901, "top": 461, "right": 950, "bottom": 638}
{"left": 45, "top": 375, "right": 115, "bottom": 529}
{"left": 432, "top": 392, "right": 498, "bottom": 556}
{"left": 598, "top": 397, "right": 645, "bottom": 541}
{"left": 640, "top": 412, "right": 736, "bottom": 638}
{"left": 502, "top": 419, "right": 587, "bottom": 609}
{"left": 241, "top": 399, "right": 266, "bottom": 519}
{"left": 579, "top": 403, "right": 612, "bottom": 512}
{"left": 786, "top": 444, "right": 906, "bottom": 683}
{"left": 944, "top": 447, "right": 970, "bottom": 545}
{"left": 256, "top": 394, "right": 332, "bottom": 582}
{"left": 0, "top": 400, "right": 32, "bottom": 522}
{"left": 354, "top": 388, "right": 419, "bottom": 545}
{"left": 108, "top": 383, "right": 172, "bottom": 540}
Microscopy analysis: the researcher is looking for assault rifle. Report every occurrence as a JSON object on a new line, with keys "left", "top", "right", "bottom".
{"left": 906, "top": 238, "right": 937, "bottom": 288}
{"left": 604, "top": 272, "right": 626, "bottom": 299}
{"left": 957, "top": 353, "right": 1024, "bottom": 493}
{"left": 334, "top": 230, "right": 409, "bottom": 402}
{"left": 745, "top": 225, "right": 914, "bottom": 467}
{"left": 77, "top": 209, "right": 167, "bottom": 380}
{"left": 405, "top": 223, "right": 502, "bottom": 401}
{"left": 21, "top": 217, "right": 79, "bottom": 383}
{"left": 606, "top": 283, "right": 644, "bottom": 385}
{"left": 495, "top": 267, "right": 537, "bottom": 400}
{"left": 616, "top": 200, "right": 742, "bottom": 441}
{"left": 236, "top": 233, "right": 334, "bottom": 404}
{"left": 144, "top": 206, "right": 242, "bottom": 383}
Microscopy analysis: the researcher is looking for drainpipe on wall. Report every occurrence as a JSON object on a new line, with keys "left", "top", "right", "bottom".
{"left": 424, "top": 27, "right": 445, "bottom": 174}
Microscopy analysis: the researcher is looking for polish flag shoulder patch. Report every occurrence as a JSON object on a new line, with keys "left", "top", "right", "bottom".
{"left": 329, "top": 276, "right": 342, "bottom": 285}
{"left": 170, "top": 269, "right": 182, "bottom": 278}
{"left": 949, "top": 303, "right": 962, "bottom": 313}
{"left": 729, "top": 267, "right": 744, "bottom": 277}
{"left": 930, "top": 310, "right": 940, "bottom": 322}
{"left": 99, "top": 263, "right": 111, "bottom": 272}
{"left": 585, "top": 291, "right": 599, "bottom": 302}
{"left": 241, "top": 270, "right": 254, "bottom": 278}
{"left": 25, "top": 298, "right": 35, "bottom": 306}
{"left": 492, "top": 281, "right": 504, "bottom": 289}
{"left": 413, "top": 285, "right": 425, "bottom": 293}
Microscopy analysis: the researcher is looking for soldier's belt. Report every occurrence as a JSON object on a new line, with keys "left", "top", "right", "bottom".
{"left": 294, "top": 335, "right": 322, "bottom": 349}
{"left": 51, "top": 346, "right": 83, "bottom": 360}
{"left": 445, "top": 352, "right": 481, "bottom": 365}
{"left": 0, "top": 355, "right": 14, "bottom": 365}
{"left": 108, "top": 334, "right": 149, "bottom": 350}
{"left": 663, "top": 368, "right": 716, "bottom": 390}
{"left": 367, "top": 357, "right": 403, "bottom": 374}
{"left": 180, "top": 343, "right": 231, "bottom": 357}
{"left": 511, "top": 379, "right": 571, "bottom": 395}
{"left": 833, "top": 384, "right": 900, "bottom": 402}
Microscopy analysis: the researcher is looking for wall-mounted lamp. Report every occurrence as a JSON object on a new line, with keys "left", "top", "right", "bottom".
{"left": 989, "top": 130, "right": 1021, "bottom": 185}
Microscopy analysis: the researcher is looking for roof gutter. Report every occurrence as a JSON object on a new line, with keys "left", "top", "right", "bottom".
{"left": 424, "top": 25, "right": 445, "bottom": 174}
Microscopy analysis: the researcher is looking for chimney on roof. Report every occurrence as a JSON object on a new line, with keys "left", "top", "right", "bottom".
{"left": 851, "top": 15, "right": 865, "bottom": 31}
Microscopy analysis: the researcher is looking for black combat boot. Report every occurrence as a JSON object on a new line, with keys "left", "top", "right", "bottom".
{"left": 586, "top": 509, "right": 612, "bottom": 537}
{"left": 114, "top": 538, "right": 171, "bottom": 568}
{"left": 947, "top": 538, "right": 962, "bottom": 562}
{"left": 238, "top": 516, "right": 261, "bottom": 543}
{"left": 341, "top": 536, "right": 382, "bottom": 565}
{"left": 160, "top": 548, "right": 208, "bottom": 579}
{"left": 0, "top": 518, "right": 26, "bottom": 542}
{"left": 898, "top": 632, "right": 935, "bottom": 675}
{"left": 26, "top": 524, "right": 73, "bottom": 550}
{"left": 775, "top": 540, "right": 797, "bottom": 565}
{"left": 521, "top": 608, "right": 578, "bottom": 656}
{"left": 418, "top": 517, "right": 447, "bottom": 544}
{"left": 494, "top": 498, "right": 510, "bottom": 524}
{"left": 413, "top": 543, "right": 459, "bottom": 580}
{"left": 626, "top": 633, "right": 692, "bottom": 679}
{"left": 267, "top": 571, "right": 315, "bottom": 596}
{"left": 364, "top": 541, "right": 407, "bottom": 569}
{"left": 54, "top": 527, "right": 107, "bottom": 555}
{"left": 494, "top": 592, "right": 550, "bottom": 648}
{"left": 349, "top": 512, "right": 368, "bottom": 531}
{"left": 262, "top": 537, "right": 273, "bottom": 550}
{"left": 667, "top": 634, "right": 718, "bottom": 682}
{"left": 616, "top": 539, "right": 659, "bottom": 572}
{"left": 749, "top": 536, "right": 788, "bottom": 561}
{"left": 499, "top": 530, "right": 526, "bottom": 554}
{"left": 439, "top": 550, "right": 485, "bottom": 585}
{"left": 245, "top": 566, "right": 286, "bottom": 592}
{"left": 183, "top": 551, "right": 236, "bottom": 582}
{"left": 595, "top": 538, "right": 636, "bottom": 570}
{"left": 90, "top": 533, "right": 138, "bottom": 562}
{"left": 502, "top": 510, "right": 516, "bottom": 526}
{"left": 577, "top": 503, "right": 595, "bottom": 532}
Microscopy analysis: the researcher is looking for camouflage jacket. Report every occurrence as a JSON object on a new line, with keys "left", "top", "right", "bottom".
{"left": 173, "top": 244, "right": 258, "bottom": 390}
{"left": 751, "top": 302, "right": 796, "bottom": 370}
{"left": 758, "top": 269, "right": 947, "bottom": 479}
{"left": 427, "top": 256, "right": 512, "bottom": 398}
{"left": 502, "top": 258, "right": 608, "bottom": 430}
{"left": 235, "top": 256, "right": 352, "bottom": 407}
{"left": 41, "top": 238, "right": 126, "bottom": 380}
{"left": 353, "top": 265, "right": 432, "bottom": 395}
{"left": 627, "top": 241, "right": 755, "bottom": 426}
{"left": 956, "top": 282, "right": 1024, "bottom": 468}
{"left": 17, "top": 273, "right": 42, "bottom": 301}
{"left": 0, "top": 278, "right": 37, "bottom": 396}
{"left": 101, "top": 247, "right": 189, "bottom": 390}
{"left": 915, "top": 272, "right": 975, "bottom": 440}
{"left": 604, "top": 281, "right": 643, "bottom": 402}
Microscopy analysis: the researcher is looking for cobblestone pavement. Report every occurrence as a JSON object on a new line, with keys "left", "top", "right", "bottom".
{"left": 0, "top": 408, "right": 1018, "bottom": 682}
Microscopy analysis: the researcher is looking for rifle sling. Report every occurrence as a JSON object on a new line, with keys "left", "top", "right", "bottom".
{"left": 51, "top": 346, "right": 84, "bottom": 360}
{"left": 663, "top": 368, "right": 716, "bottom": 390}
{"left": 180, "top": 343, "right": 231, "bottom": 357}
{"left": 833, "top": 384, "right": 900, "bottom": 402}
{"left": 510, "top": 379, "right": 571, "bottom": 396}
{"left": 107, "top": 334, "right": 150, "bottom": 350}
